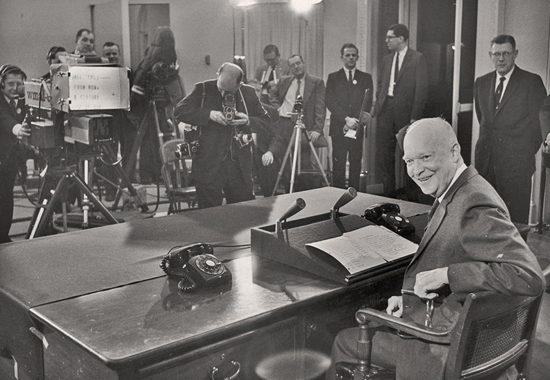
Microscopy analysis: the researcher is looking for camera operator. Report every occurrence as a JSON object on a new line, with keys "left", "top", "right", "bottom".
{"left": 0, "top": 64, "right": 30, "bottom": 243}
{"left": 175, "top": 62, "right": 270, "bottom": 208}
{"left": 41, "top": 46, "right": 67, "bottom": 81}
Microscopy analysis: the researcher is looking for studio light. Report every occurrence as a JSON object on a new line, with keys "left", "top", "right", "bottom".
{"left": 290, "top": 0, "right": 322, "bottom": 13}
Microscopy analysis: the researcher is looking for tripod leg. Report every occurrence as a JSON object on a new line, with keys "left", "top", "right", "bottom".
{"left": 272, "top": 128, "right": 297, "bottom": 196}
{"left": 72, "top": 172, "right": 120, "bottom": 225}
{"left": 303, "top": 129, "right": 330, "bottom": 187}
{"left": 32, "top": 175, "right": 72, "bottom": 239}
{"left": 290, "top": 125, "right": 302, "bottom": 193}
{"left": 101, "top": 144, "right": 149, "bottom": 212}
{"left": 112, "top": 106, "right": 152, "bottom": 210}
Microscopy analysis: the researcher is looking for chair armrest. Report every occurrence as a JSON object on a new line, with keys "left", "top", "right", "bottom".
{"left": 355, "top": 308, "right": 452, "bottom": 344}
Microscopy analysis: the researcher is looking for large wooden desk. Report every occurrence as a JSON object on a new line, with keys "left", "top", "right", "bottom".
{"left": 0, "top": 188, "right": 429, "bottom": 380}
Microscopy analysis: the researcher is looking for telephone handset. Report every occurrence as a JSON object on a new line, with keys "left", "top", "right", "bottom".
{"left": 159, "top": 243, "right": 232, "bottom": 292}
{"left": 363, "top": 203, "right": 415, "bottom": 236}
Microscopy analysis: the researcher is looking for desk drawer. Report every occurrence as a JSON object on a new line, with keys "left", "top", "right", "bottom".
{"left": 137, "top": 317, "right": 301, "bottom": 380}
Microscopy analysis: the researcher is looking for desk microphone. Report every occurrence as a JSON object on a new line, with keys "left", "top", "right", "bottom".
{"left": 331, "top": 187, "right": 357, "bottom": 219}
{"left": 276, "top": 198, "right": 306, "bottom": 233}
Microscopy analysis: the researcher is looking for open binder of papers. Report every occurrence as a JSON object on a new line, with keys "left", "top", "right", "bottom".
{"left": 305, "top": 225, "right": 418, "bottom": 275}
{"left": 251, "top": 214, "right": 419, "bottom": 285}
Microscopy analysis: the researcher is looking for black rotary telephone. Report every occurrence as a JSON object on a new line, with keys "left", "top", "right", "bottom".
{"left": 159, "top": 243, "right": 232, "bottom": 292}
{"left": 363, "top": 203, "right": 415, "bottom": 236}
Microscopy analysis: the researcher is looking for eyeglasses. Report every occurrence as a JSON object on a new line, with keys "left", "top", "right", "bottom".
{"left": 489, "top": 51, "right": 514, "bottom": 59}
{"left": 385, "top": 35, "right": 399, "bottom": 41}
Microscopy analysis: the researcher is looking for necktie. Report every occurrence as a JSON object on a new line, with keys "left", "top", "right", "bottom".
{"left": 295, "top": 79, "right": 301, "bottom": 99}
{"left": 393, "top": 52, "right": 400, "bottom": 85}
{"left": 428, "top": 199, "right": 440, "bottom": 222}
{"left": 9, "top": 99, "right": 16, "bottom": 113}
{"left": 495, "top": 76, "right": 505, "bottom": 111}
{"left": 348, "top": 70, "right": 353, "bottom": 84}
{"left": 268, "top": 66, "right": 275, "bottom": 82}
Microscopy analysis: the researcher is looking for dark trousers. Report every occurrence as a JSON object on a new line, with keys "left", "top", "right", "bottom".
{"left": 196, "top": 158, "right": 255, "bottom": 209}
{"left": 484, "top": 165, "right": 532, "bottom": 225}
{"left": 0, "top": 156, "right": 18, "bottom": 243}
{"left": 253, "top": 146, "right": 279, "bottom": 197}
{"left": 376, "top": 98, "right": 401, "bottom": 197}
{"left": 331, "top": 133, "right": 362, "bottom": 190}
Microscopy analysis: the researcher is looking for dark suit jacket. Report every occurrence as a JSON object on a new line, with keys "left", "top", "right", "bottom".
{"left": 174, "top": 80, "right": 270, "bottom": 186}
{"left": 373, "top": 48, "right": 428, "bottom": 130}
{"left": 0, "top": 95, "right": 26, "bottom": 167}
{"left": 540, "top": 94, "right": 550, "bottom": 140}
{"left": 325, "top": 68, "right": 373, "bottom": 139}
{"left": 268, "top": 73, "right": 326, "bottom": 135}
{"left": 474, "top": 66, "right": 547, "bottom": 178}
{"left": 254, "top": 60, "right": 291, "bottom": 84}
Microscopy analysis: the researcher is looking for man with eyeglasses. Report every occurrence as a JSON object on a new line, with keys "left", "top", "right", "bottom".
{"left": 325, "top": 43, "right": 373, "bottom": 190}
{"left": 373, "top": 24, "right": 428, "bottom": 199}
{"left": 474, "top": 34, "right": 547, "bottom": 225}
{"left": 254, "top": 45, "right": 291, "bottom": 104}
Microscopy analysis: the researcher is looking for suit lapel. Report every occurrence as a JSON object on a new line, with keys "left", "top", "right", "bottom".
{"left": 396, "top": 50, "right": 412, "bottom": 83}
{"left": 302, "top": 74, "right": 313, "bottom": 105}
{"left": 407, "top": 167, "right": 474, "bottom": 267}
{"left": 495, "top": 67, "right": 520, "bottom": 116}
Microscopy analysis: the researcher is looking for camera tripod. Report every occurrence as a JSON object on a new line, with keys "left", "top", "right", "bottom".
{"left": 111, "top": 98, "right": 178, "bottom": 211}
{"left": 272, "top": 112, "right": 330, "bottom": 195}
{"left": 26, "top": 142, "right": 147, "bottom": 239}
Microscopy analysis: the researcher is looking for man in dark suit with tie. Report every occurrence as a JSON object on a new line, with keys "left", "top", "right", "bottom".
{"left": 474, "top": 35, "right": 547, "bottom": 225}
{"left": 326, "top": 43, "right": 373, "bottom": 190}
{"left": 0, "top": 65, "right": 29, "bottom": 243}
{"left": 373, "top": 24, "right": 428, "bottom": 197}
{"left": 255, "top": 45, "right": 291, "bottom": 104}
{"left": 269, "top": 54, "right": 326, "bottom": 191}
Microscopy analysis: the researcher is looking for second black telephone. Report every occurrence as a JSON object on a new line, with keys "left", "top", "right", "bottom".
{"left": 363, "top": 203, "right": 415, "bottom": 236}
{"left": 159, "top": 243, "right": 232, "bottom": 292}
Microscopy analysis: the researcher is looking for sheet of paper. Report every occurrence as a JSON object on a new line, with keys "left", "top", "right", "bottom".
{"left": 344, "top": 225, "right": 418, "bottom": 261}
{"left": 306, "top": 225, "right": 418, "bottom": 275}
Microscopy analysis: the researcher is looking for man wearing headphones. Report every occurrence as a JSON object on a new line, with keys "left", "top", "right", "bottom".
{"left": 0, "top": 65, "right": 30, "bottom": 243}
{"left": 41, "top": 46, "right": 67, "bottom": 81}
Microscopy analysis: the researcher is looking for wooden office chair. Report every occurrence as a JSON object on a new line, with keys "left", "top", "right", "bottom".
{"left": 335, "top": 291, "right": 543, "bottom": 380}
{"left": 160, "top": 139, "right": 197, "bottom": 213}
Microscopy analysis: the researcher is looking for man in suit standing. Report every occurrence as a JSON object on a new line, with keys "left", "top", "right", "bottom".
{"left": 255, "top": 45, "right": 291, "bottom": 104}
{"left": 373, "top": 24, "right": 428, "bottom": 197}
{"left": 269, "top": 54, "right": 326, "bottom": 191}
{"left": 0, "top": 65, "right": 30, "bottom": 243}
{"left": 326, "top": 118, "right": 545, "bottom": 380}
{"left": 474, "top": 35, "right": 547, "bottom": 225}
{"left": 326, "top": 43, "right": 373, "bottom": 190}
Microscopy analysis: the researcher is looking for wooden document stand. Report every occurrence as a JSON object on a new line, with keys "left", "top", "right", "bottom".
{"left": 251, "top": 213, "right": 412, "bottom": 285}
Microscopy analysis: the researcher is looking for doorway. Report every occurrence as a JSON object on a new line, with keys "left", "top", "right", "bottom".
{"left": 128, "top": 4, "right": 171, "bottom": 70}
{"left": 416, "top": 0, "right": 478, "bottom": 165}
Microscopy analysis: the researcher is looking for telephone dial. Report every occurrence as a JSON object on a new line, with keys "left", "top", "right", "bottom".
{"left": 363, "top": 203, "right": 415, "bottom": 236}
{"left": 159, "top": 242, "right": 232, "bottom": 292}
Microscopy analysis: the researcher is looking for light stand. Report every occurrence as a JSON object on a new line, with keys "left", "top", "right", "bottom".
{"left": 271, "top": 97, "right": 330, "bottom": 195}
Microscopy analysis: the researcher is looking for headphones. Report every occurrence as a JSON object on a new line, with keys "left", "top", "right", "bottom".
{"left": 0, "top": 64, "right": 26, "bottom": 89}
{"left": 46, "top": 46, "right": 66, "bottom": 63}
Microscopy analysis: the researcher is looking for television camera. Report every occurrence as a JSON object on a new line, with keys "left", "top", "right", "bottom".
{"left": 24, "top": 58, "right": 148, "bottom": 239}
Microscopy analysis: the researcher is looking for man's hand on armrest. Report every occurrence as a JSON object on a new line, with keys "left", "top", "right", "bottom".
{"left": 414, "top": 267, "right": 449, "bottom": 299}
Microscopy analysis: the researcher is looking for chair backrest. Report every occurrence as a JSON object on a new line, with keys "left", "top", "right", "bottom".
{"left": 160, "top": 139, "right": 193, "bottom": 192}
{"left": 445, "top": 292, "right": 543, "bottom": 380}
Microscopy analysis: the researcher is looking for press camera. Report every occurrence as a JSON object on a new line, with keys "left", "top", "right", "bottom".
{"left": 175, "top": 140, "right": 200, "bottom": 159}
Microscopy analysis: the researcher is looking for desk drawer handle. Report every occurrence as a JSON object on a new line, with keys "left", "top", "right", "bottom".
{"left": 211, "top": 360, "right": 241, "bottom": 380}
